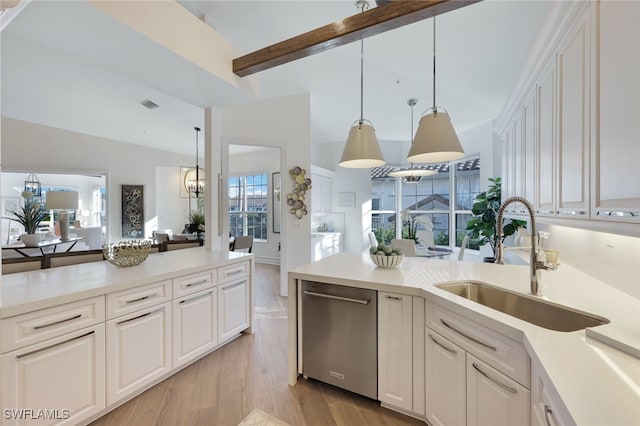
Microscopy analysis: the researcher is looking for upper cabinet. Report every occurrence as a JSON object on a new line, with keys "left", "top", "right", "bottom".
{"left": 557, "top": 7, "right": 591, "bottom": 218}
{"left": 310, "top": 165, "right": 334, "bottom": 214}
{"left": 592, "top": 0, "right": 640, "bottom": 221}
{"left": 499, "top": 1, "right": 639, "bottom": 233}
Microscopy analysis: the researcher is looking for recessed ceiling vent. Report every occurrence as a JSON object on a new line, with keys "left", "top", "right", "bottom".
{"left": 141, "top": 99, "right": 159, "bottom": 110}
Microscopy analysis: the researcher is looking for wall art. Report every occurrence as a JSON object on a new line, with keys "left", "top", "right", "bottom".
{"left": 122, "top": 184, "right": 144, "bottom": 238}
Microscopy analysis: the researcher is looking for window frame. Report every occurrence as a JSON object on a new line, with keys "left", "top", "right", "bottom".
{"left": 228, "top": 172, "right": 269, "bottom": 242}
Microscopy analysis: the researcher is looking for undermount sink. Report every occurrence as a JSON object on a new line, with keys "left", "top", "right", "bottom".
{"left": 436, "top": 281, "right": 610, "bottom": 332}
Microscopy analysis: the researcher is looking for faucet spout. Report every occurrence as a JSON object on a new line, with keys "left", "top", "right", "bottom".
{"left": 495, "top": 197, "right": 555, "bottom": 296}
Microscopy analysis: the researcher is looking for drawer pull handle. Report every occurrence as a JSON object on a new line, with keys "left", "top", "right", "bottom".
{"left": 225, "top": 270, "right": 244, "bottom": 276}
{"left": 33, "top": 314, "right": 82, "bottom": 330}
{"left": 544, "top": 405, "right": 554, "bottom": 426}
{"left": 472, "top": 362, "right": 517, "bottom": 394}
{"left": 440, "top": 319, "right": 497, "bottom": 351}
{"left": 180, "top": 291, "right": 213, "bottom": 304}
{"left": 117, "top": 308, "right": 164, "bottom": 325}
{"left": 428, "top": 334, "right": 457, "bottom": 354}
{"left": 303, "top": 290, "right": 368, "bottom": 305}
{"left": 17, "top": 331, "right": 95, "bottom": 359}
{"left": 386, "top": 295, "right": 403, "bottom": 301}
{"left": 185, "top": 279, "right": 209, "bottom": 288}
{"left": 126, "top": 294, "right": 157, "bottom": 304}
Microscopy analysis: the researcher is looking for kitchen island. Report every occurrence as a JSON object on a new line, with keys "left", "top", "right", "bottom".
{"left": 0, "top": 248, "right": 254, "bottom": 425}
{"left": 288, "top": 253, "right": 640, "bottom": 426}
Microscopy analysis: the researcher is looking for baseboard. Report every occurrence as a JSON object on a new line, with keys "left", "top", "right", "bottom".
{"left": 256, "top": 256, "right": 279, "bottom": 265}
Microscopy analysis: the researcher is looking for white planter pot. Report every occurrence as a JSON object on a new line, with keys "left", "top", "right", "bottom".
{"left": 20, "top": 233, "right": 42, "bottom": 247}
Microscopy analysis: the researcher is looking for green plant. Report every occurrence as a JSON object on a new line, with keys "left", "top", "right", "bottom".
{"left": 4, "top": 191, "right": 47, "bottom": 234}
{"left": 464, "top": 177, "right": 527, "bottom": 256}
{"left": 187, "top": 210, "right": 205, "bottom": 234}
{"left": 373, "top": 227, "right": 394, "bottom": 245}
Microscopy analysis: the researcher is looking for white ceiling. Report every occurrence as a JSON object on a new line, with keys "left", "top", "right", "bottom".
{"left": 1, "top": 0, "right": 553, "bottom": 160}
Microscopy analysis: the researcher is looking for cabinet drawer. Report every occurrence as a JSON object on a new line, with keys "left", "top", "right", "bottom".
{"left": 218, "top": 262, "right": 249, "bottom": 284}
{"left": 107, "top": 280, "right": 171, "bottom": 319}
{"left": 173, "top": 271, "right": 215, "bottom": 298}
{"left": 1, "top": 296, "right": 105, "bottom": 354}
{"left": 427, "top": 301, "right": 530, "bottom": 388}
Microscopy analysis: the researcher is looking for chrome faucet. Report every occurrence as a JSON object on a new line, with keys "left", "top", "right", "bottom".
{"left": 495, "top": 196, "right": 557, "bottom": 296}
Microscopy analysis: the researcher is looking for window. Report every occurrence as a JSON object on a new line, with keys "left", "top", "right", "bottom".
{"left": 228, "top": 173, "right": 268, "bottom": 241}
{"left": 371, "top": 157, "right": 480, "bottom": 249}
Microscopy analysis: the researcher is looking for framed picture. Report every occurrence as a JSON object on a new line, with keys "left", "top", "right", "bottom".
{"left": 339, "top": 192, "right": 356, "bottom": 208}
{"left": 122, "top": 185, "right": 144, "bottom": 238}
{"left": 272, "top": 172, "right": 281, "bottom": 233}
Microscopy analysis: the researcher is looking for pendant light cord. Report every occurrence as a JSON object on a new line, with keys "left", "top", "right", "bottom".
{"left": 432, "top": 17, "right": 437, "bottom": 111}
{"left": 194, "top": 126, "right": 201, "bottom": 198}
{"left": 358, "top": 1, "right": 367, "bottom": 124}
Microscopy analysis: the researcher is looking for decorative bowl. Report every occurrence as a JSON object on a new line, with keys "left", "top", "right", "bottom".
{"left": 370, "top": 253, "right": 404, "bottom": 269}
{"left": 103, "top": 240, "right": 152, "bottom": 267}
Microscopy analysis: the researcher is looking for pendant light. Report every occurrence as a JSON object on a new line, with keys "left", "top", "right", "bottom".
{"left": 339, "top": 0, "right": 385, "bottom": 169}
{"left": 389, "top": 98, "right": 437, "bottom": 180}
{"left": 407, "top": 17, "right": 464, "bottom": 163}
{"left": 24, "top": 172, "right": 42, "bottom": 196}
{"left": 185, "top": 126, "right": 205, "bottom": 198}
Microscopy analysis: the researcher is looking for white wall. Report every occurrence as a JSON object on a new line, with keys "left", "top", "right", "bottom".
{"left": 229, "top": 147, "right": 281, "bottom": 264}
{"left": 538, "top": 223, "right": 640, "bottom": 300}
{"left": 1, "top": 117, "right": 194, "bottom": 242}
{"left": 221, "top": 93, "right": 311, "bottom": 296}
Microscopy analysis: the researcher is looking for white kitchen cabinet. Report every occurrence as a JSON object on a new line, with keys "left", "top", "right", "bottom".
{"left": 467, "top": 354, "right": 530, "bottom": 426}
{"left": 173, "top": 288, "right": 217, "bottom": 368}
{"left": 556, "top": 6, "right": 591, "bottom": 218}
{"left": 378, "top": 292, "right": 413, "bottom": 412}
{"left": 310, "top": 165, "right": 334, "bottom": 214}
{"left": 523, "top": 90, "right": 537, "bottom": 206}
{"left": 218, "top": 277, "right": 250, "bottom": 343}
{"left": 425, "top": 329, "right": 466, "bottom": 426}
{"left": 1, "top": 325, "right": 106, "bottom": 426}
{"left": 592, "top": 0, "right": 640, "bottom": 222}
{"left": 536, "top": 58, "right": 556, "bottom": 215}
{"left": 531, "top": 361, "right": 574, "bottom": 426}
{"left": 106, "top": 302, "right": 172, "bottom": 405}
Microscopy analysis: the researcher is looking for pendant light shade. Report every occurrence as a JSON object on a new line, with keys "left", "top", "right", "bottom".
{"left": 340, "top": 119, "right": 385, "bottom": 168}
{"left": 339, "top": 0, "right": 385, "bottom": 169}
{"left": 408, "top": 17, "right": 464, "bottom": 164}
{"left": 389, "top": 98, "right": 437, "bottom": 178}
{"left": 407, "top": 109, "right": 464, "bottom": 163}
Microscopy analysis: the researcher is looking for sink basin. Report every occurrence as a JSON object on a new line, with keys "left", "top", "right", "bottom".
{"left": 436, "top": 281, "right": 610, "bottom": 332}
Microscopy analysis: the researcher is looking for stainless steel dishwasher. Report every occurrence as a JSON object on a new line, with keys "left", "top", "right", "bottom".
{"left": 302, "top": 280, "right": 377, "bottom": 399}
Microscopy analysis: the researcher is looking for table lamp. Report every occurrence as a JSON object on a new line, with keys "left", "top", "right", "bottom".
{"left": 46, "top": 191, "right": 78, "bottom": 242}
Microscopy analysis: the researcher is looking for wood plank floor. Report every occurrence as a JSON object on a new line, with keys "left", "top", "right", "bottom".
{"left": 91, "top": 263, "right": 425, "bottom": 426}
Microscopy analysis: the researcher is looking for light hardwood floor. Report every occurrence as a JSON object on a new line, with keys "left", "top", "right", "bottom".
{"left": 91, "top": 263, "right": 424, "bottom": 426}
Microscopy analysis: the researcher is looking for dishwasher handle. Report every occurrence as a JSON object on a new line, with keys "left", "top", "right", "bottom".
{"left": 303, "top": 290, "right": 369, "bottom": 305}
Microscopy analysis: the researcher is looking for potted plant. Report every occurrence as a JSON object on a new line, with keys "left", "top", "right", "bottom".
{"left": 4, "top": 191, "right": 47, "bottom": 246}
{"left": 465, "top": 177, "right": 527, "bottom": 262}
{"left": 187, "top": 210, "right": 205, "bottom": 238}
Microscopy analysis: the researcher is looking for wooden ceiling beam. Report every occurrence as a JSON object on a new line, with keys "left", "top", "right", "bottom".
{"left": 232, "top": 0, "right": 482, "bottom": 77}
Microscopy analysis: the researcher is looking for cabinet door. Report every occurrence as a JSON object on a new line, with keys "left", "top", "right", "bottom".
{"left": 106, "top": 302, "right": 172, "bottom": 406}
{"left": 557, "top": 8, "right": 590, "bottom": 217}
{"left": 531, "top": 362, "right": 574, "bottom": 426}
{"left": 467, "top": 354, "right": 530, "bottom": 426}
{"left": 592, "top": 0, "right": 640, "bottom": 221}
{"left": 378, "top": 292, "right": 412, "bottom": 412}
{"left": 1, "top": 325, "right": 105, "bottom": 426}
{"left": 523, "top": 90, "right": 537, "bottom": 206}
{"left": 218, "top": 278, "right": 249, "bottom": 342}
{"left": 537, "top": 59, "right": 556, "bottom": 215}
{"left": 173, "top": 288, "right": 217, "bottom": 368}
{"left": 425, "top": 329, "right": 466, "bottom": 426}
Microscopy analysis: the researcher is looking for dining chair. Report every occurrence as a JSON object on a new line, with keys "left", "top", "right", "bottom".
{"left": 391, "top": 239, "right": 417, "bottom": 257}
{"left": 2, "top": 256, "right": 45, "bottom": 274}
{"left": 232, "top": 235, "right": 253, "bottom": 253}
{"left": 48, "top": 249, "right": 105, "bottom": 268}
{"left": 458, "top": 235, "right": 470, "bottom": 261}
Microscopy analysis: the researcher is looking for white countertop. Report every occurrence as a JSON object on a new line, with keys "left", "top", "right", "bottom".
{"left": 289, "top": 253, "right": 640, "bottom": 426}
{"left": 0, "top": 249, "right": 252, "bottom": 319}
